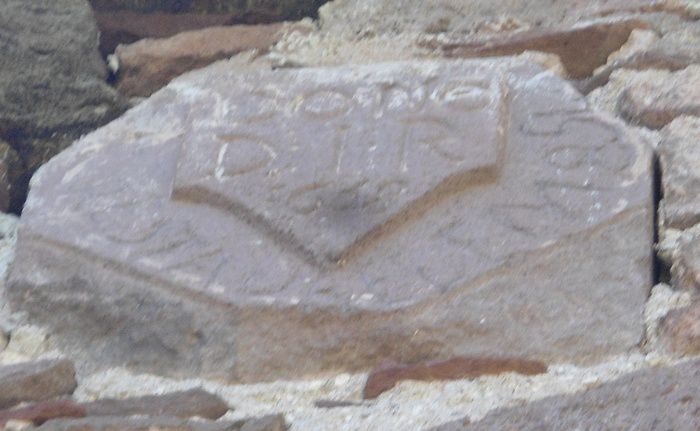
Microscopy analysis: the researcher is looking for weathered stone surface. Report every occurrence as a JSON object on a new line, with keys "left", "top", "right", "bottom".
{"left": 0, "top": 0, "right": 125, "bottom": 139}
{"left": 0, "top": 400, "right": 86, "bottom": 427}
{"left": 7, "top": 58, "right": 653, "bottom": 382}
{"left": 431, "top": 359, "right": 700, "bottom": 430}
{"left": 617, "top": 65, "right": 700, "bottom": 129}
{"left": 429, "top": 18, "right": 650, "bottom": 78}
{"left": 89, "top": 0, "right": 325, "bottom": 55}
{"left": 669, "top": 224, "right": 700, "bottom": 291}
{"left": 0, "top": 0, "right": 123, "bottom": 134}
{"left": 603, "top": 29, "right": 661, "bottom": 66}
{"left": 115, "top": 22, "right": 309, "bottom": 98}
{"left": 317, "top": 0, "right": 655, "bottom": 40}
{"left": 660, "top": 301, "right": 700, "bottom": 355}
{"left": 83, "top": 389, "right": 229, "bottom": 419}
{"left": 659, "top": 116, "right": 700, "bottom": 230}
{"left": 578, "top": 24, "right": 700, "bottom": 93}
{"left": 0, "top": 359, "right": 77, "bottom": 409}
{"left": 364, "top": 357, "right": 547, "bottom": 399}
{"left": 36, "top": 415, "right": 286, "bottom": 431}
{"left": 643, "top": 283, "right": 693, "bottom": 351}
{"left": 0, "top": 0, "right": 126, "bottom": 212}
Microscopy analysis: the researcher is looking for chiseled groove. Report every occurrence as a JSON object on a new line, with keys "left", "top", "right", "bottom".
{"left": 17, "top": 232, "right": 235, "bottom": 311}
{"left": 173, "top": 185, "right": 333, "bottom": 270}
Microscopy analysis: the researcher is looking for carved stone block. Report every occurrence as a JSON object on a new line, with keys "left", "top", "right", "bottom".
{"left": 7, "top": 59, "right": 653, "bottom": 382}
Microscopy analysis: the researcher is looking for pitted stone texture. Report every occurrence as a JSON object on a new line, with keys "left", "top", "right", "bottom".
{"left": 659, "top": 116, "right": 700, "bottom": 230}
{"left": 7, "top": 59, "right": 652, "bottom": 382}
{"left": 430, "top": 359, "right": 700, "bottom": 431}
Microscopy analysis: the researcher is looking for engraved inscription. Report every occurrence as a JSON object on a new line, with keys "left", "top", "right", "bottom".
{"left": 173, "top": 69, "right": 508, "bottom": 266}
{"left": 16, "top": 60, "right": 653, "bottom": 380}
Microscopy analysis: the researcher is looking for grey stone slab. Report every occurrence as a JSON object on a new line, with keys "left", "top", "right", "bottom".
{"left": 6, "top": 58, "right": 653, "bottom": 382}
{"left": 430, "top": 359, "right": 700, "bottom": 431}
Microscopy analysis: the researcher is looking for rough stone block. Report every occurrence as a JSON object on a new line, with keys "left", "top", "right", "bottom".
{"left": 660, "top": 301, "right": 700, "bottom": 355}
{"left": 430, "top": 359, "right": 700, "bottom": 431}
{"left": 7, "top": 59, "right": 653, "bottom": 382}
{"left": 115, "top": 22, "right": 311, "bottom": 98}
{"left": 82, "top": 389, "right": 229, "bottom": 420}
{"left": 659, "top": 116, "right": 700, "bottom": 230}
{"left": 0, "top": 359, "right": 77, "bottom": 409}
{"left": 617, "top": 65, "right": 700, "bottom": 129}
{"left": 431, "top": 18, "right": 650, "bottom": 78}
{"left": 669, "top": 225, "right": 700, "bottom": 291}
{"left": 0, "top": 0, "right": 127, "bottom": 212}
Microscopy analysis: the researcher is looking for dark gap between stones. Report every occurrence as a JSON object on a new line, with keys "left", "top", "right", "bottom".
{"left": 89, "top": 0, "right": 331, "bottom": 57}
{"left": 2, "top": 130, "right": 30, "bottom": 217}
{"left": 652, "top": 152, "right": 671, "bottom": 285}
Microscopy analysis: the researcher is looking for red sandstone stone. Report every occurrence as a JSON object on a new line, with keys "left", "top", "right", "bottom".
{"left": 363, "top": 357, "right": 547, "bottom": 399}
{"left": 115, "top": 22, "right": 310, "bottom": 98}
{"left": 426, "top": 18, "right": 649, "bottom": 78}
{"left": 82, "top": 389, "right": 229, "bottom": 420}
